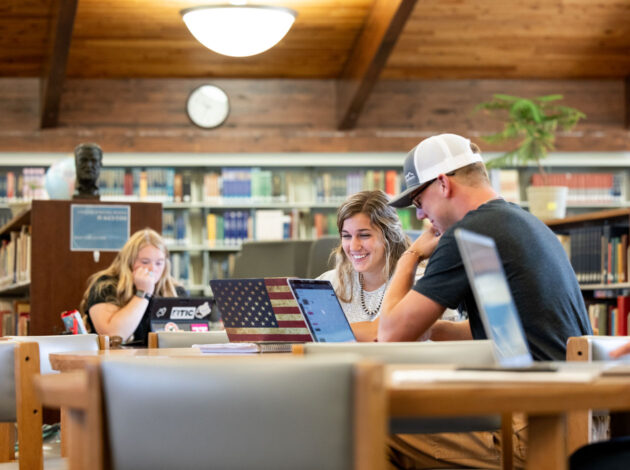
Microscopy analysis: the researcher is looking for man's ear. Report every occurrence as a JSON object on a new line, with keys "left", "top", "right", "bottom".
{"left": 436, "top": 174, "right": 452, "bottom": 197}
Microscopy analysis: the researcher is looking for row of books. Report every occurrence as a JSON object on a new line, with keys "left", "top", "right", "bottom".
{"left": 559, "top": 225, "right": 629, "bottom": 285}
{"left": 0, "top": 225, "right": 31, "bottom": 287}
{"left": 0, "top": 168, "right": 47, "bottom": 201}
{"left": 312, "top": 208, "right": 416, "bottom": 238}
{"left": 588, "top": 295, "right": 630, "bottom": 336}
{"left": 165, "top": 205, "right": 420, "bottom": 246}
{"left": 0, "top": 300, "right": 30, "bottom": 336}
{"left": 99, "top": 167, "right": 404, "bottom": 203}
{"left": 530, "top": 172, "right": 624, "bottom": 204}
{"left": 170, "top": 253, "right": 234, "bottom": 291}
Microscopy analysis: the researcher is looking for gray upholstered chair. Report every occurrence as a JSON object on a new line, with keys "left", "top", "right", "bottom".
{"left": 0, "top": 340, "right": 66, "bottom": 470}
{"left": 147, "top": 330, "right": 229, "bottom": 348}
{"left": 566, "top": 335, "right": 630, "bottom": 454}
{"left": 294, "top": 340, "right": 511, "bottom": 467}
{"left": 306, "top": 235, "right": 338, "bottom": 278}
{"left": 230, "top": 239, "right": 313, "bottom": 278}
{"left": 63, "top": 356, "right": 385, "bottom": 470}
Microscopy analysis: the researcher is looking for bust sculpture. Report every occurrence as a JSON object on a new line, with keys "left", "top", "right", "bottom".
{"left": 73, "top": 142, "right": 102, "bottom": 199}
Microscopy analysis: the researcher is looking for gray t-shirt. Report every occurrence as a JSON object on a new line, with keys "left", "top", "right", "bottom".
{"left": 414, "top": 199, "right": 592, "bottom": 361}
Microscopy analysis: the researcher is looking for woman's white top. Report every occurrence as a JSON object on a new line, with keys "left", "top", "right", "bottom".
{"left": 317, "top": 269, "right": 385, "bottom": 323}
{"left": 317, "top": 266, "right": 461, "bottom": 324}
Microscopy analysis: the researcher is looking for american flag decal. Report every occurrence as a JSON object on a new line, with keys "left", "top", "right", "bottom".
{"left": 213, "top": 278, "right": 312, "bottom": 343}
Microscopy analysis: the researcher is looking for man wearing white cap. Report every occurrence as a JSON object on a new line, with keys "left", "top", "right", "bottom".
{"left": 377, "top": 133, "right": 591, "bottom": 468}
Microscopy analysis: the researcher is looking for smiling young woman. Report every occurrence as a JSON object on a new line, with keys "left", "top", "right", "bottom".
{"left": 316, "top": 190, "right": 409, "bottom": 325}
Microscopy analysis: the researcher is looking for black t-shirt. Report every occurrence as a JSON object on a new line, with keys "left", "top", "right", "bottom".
{"left": 85, "top": 275, "right": 188, "bottom": 346}
{"left": 414, "top": 199, "right": 592, "bottom": 361}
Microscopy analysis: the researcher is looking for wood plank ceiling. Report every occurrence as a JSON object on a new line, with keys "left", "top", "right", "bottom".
{"left": 2, "top": 0, "right": 630, "bottom": 128}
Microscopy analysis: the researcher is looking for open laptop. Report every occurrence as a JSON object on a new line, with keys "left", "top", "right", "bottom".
{"left": 454, "top": 228, "right": 557, "bottom": 371}
{"left": 210, "top": 277, "right": 356, "bottom": 351}
{"left": 149, "top": 297, "right": 215, "bottom": 333}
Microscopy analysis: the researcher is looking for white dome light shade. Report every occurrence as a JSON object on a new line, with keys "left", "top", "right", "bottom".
{"left": 181, "top": 5, "right": 297, "bottom": 57}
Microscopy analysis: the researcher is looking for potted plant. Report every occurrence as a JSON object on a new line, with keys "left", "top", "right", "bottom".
{"left": 475, "top": 94, "right": 586, "bottom": 219}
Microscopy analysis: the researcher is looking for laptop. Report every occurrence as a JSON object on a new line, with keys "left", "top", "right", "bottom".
{"left": 209, "top": 277, "right": 356, "bottom": 351}
{"left": 148, "top": 297, "right": 215, "bottom": 333}
{"left": 454, "top": 228, "right": 556, "bottom": 371}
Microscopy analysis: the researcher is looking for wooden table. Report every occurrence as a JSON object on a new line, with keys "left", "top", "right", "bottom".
{"left": 386, "top": 365, "right": 630, "bottom": 470}
{"left": 49, "top": 347, "right": 206, "bottom": 372}
{"left": 41, "top": 350, "right": 630, "bottom": 470}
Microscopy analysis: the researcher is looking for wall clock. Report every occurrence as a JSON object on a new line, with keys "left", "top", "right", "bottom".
{"left": 186, "top": 84, "right": 230, "bottom": 129}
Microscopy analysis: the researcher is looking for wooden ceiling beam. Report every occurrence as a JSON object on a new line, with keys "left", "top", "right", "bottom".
{"left": 40, "top": 0, "right": 79, "bottom": 128}
{"left": 336, "top": 0, "right": 417, "bottom": 130}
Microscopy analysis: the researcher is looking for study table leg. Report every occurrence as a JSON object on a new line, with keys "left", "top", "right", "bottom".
{"left": 60, "top": 408, "right": 68, "bottom": 457}
{"left": 526, "top": 414, "right": 567, "bottom": 470}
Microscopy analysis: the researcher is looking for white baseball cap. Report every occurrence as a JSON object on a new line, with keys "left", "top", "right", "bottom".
{"left": 388, "top": 133, "right": 483, "bottom": 208}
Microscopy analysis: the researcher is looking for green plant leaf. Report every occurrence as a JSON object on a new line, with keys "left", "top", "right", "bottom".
{"left": 475, "top": 93, "right": 585, "bottom": 169}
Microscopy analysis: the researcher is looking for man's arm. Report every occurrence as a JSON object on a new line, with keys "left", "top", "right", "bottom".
{"left": 378, "top": 289, "right": 445, "bottom": 341}
{"left": 377, "top": 227, "right": 446, "bottom": 342}
{"left": 429, "top": 319, "right": 472, "bottom": 341}
{"left": 610, "top": 341, "right": 630, "bottom": 359}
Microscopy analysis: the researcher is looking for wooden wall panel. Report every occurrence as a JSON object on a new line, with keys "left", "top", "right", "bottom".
{"left": 0, "top": 77, "right": 629, "bottom": 153}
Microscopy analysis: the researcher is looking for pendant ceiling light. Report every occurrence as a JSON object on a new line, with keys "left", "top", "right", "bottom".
{"left": 181, "top": 4, "right": 297, "bottom": 58}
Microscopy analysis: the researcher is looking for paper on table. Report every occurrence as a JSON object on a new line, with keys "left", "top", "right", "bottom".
{"left": 391, "top": 368, "right": 599, "bottom": 384}
{"left": 193, "top": 343, "right": 260, "bottom": 354}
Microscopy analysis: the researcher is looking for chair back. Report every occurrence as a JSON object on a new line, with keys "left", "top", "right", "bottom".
{"left": 7, "top": 334, "right": 104, "bottom": 375}
{"left": 0, "top": 342, "right": 16, "bottom": 423}
{"left": 0, "top": 341, "right": 43, "bottom": 469}
{"left": 148, "top": 330, "right": 229, "bottom": 348}
{"left": 297, "top": 340, "right": 496, "bottom": 366}
{"left": 296, "top": 340, "right": 502, "bottom": 439}
{"left": 567, "top": 335, "right": 630, "bottom": 361}
{"left": 306, "top": 235, "right": 338, "bottom": 278}
{"left": 92, "top": 356, "right": 385, "bottom": 470}
{"left": 565, "top": 335, "right": 630, "bottom": 455}
{"left": 231, "top": 239, "right": 313, "bottom": 278}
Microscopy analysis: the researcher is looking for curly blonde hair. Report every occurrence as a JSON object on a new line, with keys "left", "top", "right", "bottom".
{"left": 79, "top": 228, "right": 179, "bottom": 315}
{"left": 331, "top": 190, "right": 409, "bottom": 303}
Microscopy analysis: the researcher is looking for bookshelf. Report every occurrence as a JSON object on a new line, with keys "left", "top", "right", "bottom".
{"left": 546, "top": 208, "right": 630, "bottom": 336}
{"left": 2, "top": 151, "right": 630, "bottom": 298}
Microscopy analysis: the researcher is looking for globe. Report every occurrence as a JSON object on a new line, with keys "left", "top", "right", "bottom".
{"left": 45, "top": 157, "right": 76, "bottom": 199}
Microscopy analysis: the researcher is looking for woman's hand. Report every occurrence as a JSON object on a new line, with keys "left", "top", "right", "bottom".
{"left": 133, "top": 266, "right": 157, "bottom": 294}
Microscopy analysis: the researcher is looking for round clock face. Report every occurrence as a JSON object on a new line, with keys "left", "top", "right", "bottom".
{"left": 186, "top": 85, "right": 230, "bottom": 129}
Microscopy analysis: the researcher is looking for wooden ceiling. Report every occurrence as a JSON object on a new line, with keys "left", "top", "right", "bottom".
{"left": 2, "top": 0, "right": 630, "bottom": 129}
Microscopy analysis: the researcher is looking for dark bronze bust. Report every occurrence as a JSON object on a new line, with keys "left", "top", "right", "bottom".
{"left": 73, "top": 143, "right": 102, "bottom": 199}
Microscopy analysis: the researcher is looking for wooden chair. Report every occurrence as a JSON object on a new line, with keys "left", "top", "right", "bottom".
{"left": 294, "top": 340, "right": 514, "bottom": 470}
{"left": 0, "top": 341, "right": 44, "bottom": 470}
{"left": 5, "top": 335, "right": 108, "bottom": 459}
{"left": 147, "top": 330, "right": 229, "bottom": 348}
{"left": 36, "top": 355, "right": 386, "bottom": 470}
{"left": 566, "top": 335, "right": 630, "bottom": 455}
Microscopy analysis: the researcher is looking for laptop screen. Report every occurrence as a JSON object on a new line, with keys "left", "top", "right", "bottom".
{"left": 288, "top": 279, "right": 356, "bottom": 343}
{"left": 454, "top": 228, "right": 533, "bottom": 367}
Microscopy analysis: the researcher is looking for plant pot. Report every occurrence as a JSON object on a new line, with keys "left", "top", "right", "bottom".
{"left": 526, "top": 186, "right": 569, "bottom": 220}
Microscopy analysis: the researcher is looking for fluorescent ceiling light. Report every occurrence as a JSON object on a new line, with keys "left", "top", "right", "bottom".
{"left": 181, "top": 5, "right": 297, "bottom": 57}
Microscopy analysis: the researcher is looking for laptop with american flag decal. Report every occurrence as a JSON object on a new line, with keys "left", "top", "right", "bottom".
{"left": 210, "top": 277, "right": 355, "bottom": 351}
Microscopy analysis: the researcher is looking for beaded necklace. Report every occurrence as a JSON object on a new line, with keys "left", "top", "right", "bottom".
{"left": 358, "top": 273, "right": 385, "bottom": 316}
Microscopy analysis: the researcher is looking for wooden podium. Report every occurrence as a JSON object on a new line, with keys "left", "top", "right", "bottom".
{"left": 29, "top": 200, "right": 162, "bottom": 335}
